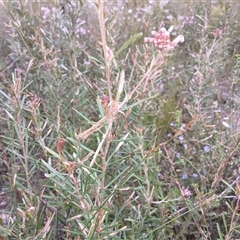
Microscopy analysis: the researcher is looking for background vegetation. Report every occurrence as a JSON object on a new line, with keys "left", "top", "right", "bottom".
{"left": 1, "top": 0, "right": 240, "bottom": 239}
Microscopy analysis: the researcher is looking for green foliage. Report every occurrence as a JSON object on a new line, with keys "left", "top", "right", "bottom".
{"left": 1, "top": 0, "right": 240, "bottom": 239}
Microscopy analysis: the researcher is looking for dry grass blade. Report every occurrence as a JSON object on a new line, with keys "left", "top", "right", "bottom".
{"left": 33, "top": 212, "right": 55, "bottom": 240}
{"left": 76, "top": 116, "right": 107, "bottom": 140}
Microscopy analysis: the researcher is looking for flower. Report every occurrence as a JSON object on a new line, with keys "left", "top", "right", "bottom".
{"left": 41, "top": 7, "right": 51, "bottom": 19}
{"left": 213, "top": 28, "right": 222, "bottom": 38}
{"left": 144, "top": 26, "right": 184, "bottom": 51}
{"left": 180, "top": 186, "right": 192, "bottom": 198}
{"left": 171, "top": 35, "right": 185, "bottom": 47}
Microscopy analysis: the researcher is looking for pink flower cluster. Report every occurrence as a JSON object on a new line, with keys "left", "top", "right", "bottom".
{"left": 213, "top": 28, "right": 222, "bottom": 38}
{"left": 144, "top": 27, "right": 184, "bottom": 51}
{"left": 180, "top": 186, "right": 192, "bottom": 198}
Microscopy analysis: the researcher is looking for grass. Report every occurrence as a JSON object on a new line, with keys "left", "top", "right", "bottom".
{"left": 1, "top": 0, "right": 240, "bottom": 239}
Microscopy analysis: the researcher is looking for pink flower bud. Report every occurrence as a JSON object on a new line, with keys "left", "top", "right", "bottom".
{"left": 159, "top": 27, "right": 167, "bottom": 34}
{"left": 171, "top": 35, "right": 185, "bottom": 46}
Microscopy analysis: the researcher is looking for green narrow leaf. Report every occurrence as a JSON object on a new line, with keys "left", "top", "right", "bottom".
{"left": 115, "top": 32, "right": 143, "bottom": 58}
{"left": 67, "top": 137, "right": 92, "bottom": 152}
{"left": 216, "top": 222, "right": 224, "bottom": 240}
{"left": 44, "top": 147, "right": 61, "bottom": 159}
{"left": 0, "top": 89, "right": 12, "bottom": 101}
{"left": 96, "top": 97, "right": 105, "bottom": 118}
{"left": 72, "top": 108, "right": 92, "bottom": 124}
{"left": 222, "top": 213, "right": 227, "bottom": 234}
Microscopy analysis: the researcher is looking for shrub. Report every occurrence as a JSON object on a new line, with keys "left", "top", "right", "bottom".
{"left": 1, "top": 1, "right": 240, "bottom": 239}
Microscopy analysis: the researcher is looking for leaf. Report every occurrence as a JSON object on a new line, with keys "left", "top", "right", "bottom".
{"left": 5, "top": 110, "right": 14, "bottom": 120}
{"left": 44, "top": 147, "right": 61, "bottom": 159}
{"left": 115, "top": 32, "right": 143, "bottom": 58}
{"left": 168, "top": 25, "right": 174, "bottom": 32}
